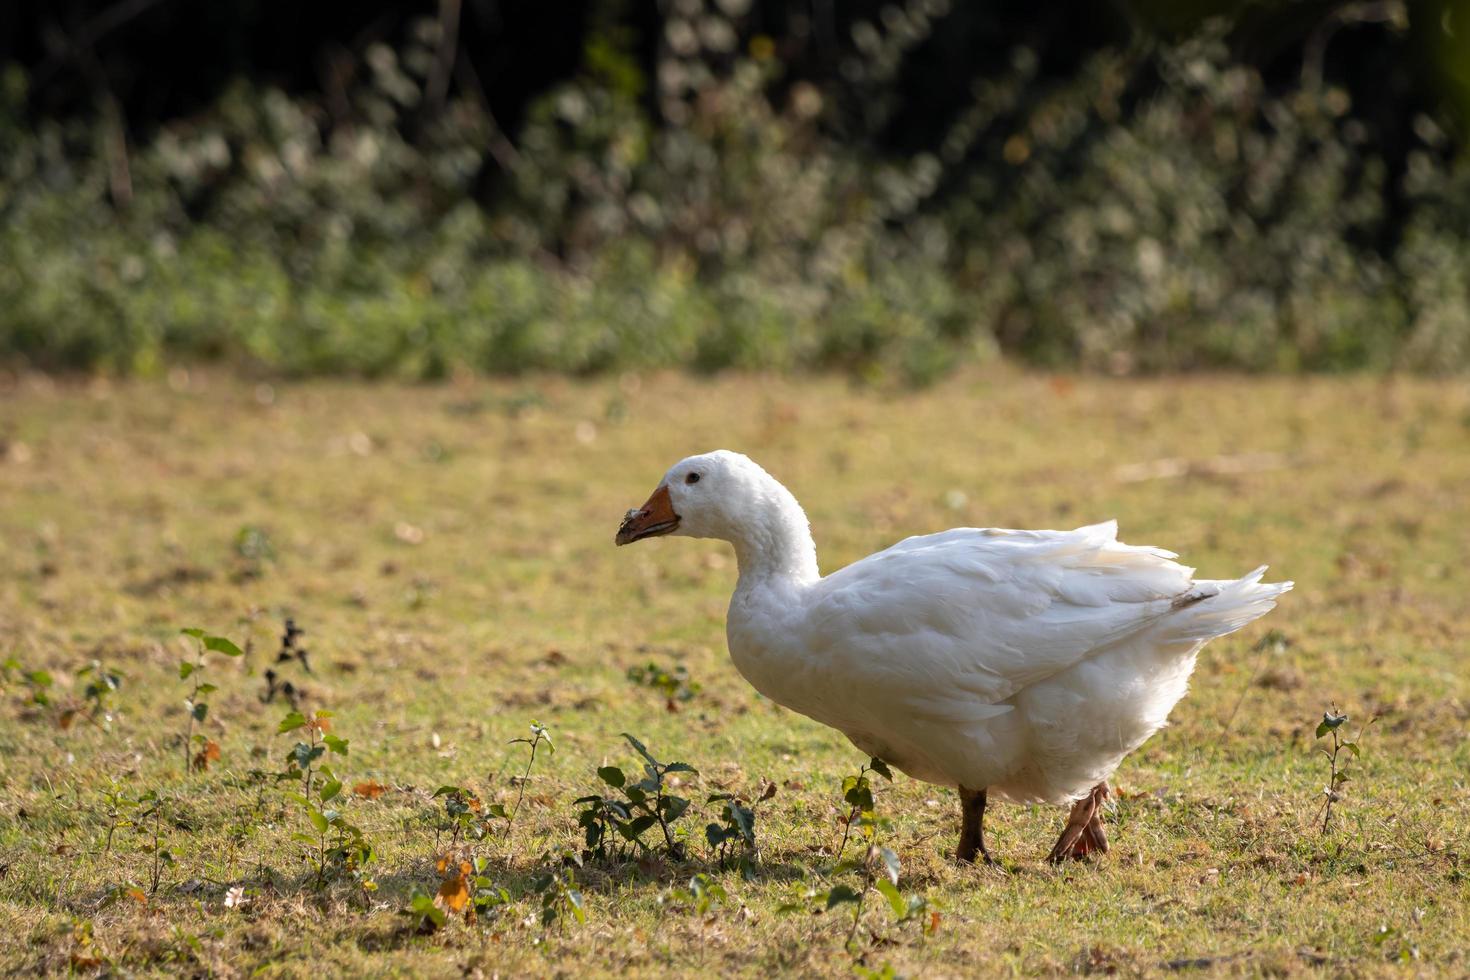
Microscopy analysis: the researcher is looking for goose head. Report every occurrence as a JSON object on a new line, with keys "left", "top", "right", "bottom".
{"left": 615, "top": 450, "right": 820, "bottom": 580}
{"left": 615, "top": 450, "right": 759, "bottom": 545}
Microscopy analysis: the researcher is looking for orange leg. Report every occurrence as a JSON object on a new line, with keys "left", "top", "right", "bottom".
{"left": 1046, "top": 782, "right": 1111, "bottom": 864}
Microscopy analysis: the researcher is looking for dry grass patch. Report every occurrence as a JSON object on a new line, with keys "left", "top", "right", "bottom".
{"left": 0, "top": 369, "right": 1466, "bottom": 977}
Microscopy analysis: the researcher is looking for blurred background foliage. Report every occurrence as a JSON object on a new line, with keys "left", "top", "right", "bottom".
{"left": 1, "top": 0, "right": 1468, "bottom": 381}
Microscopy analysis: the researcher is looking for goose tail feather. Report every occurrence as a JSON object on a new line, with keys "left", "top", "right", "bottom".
{"left": 1168, "top": 566, "right": 1293, "bottom": 643}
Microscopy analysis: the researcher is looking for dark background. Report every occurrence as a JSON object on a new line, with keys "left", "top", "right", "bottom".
{"left": 5, "top": 1, "right": 1460, "bottom": 213}
{"left": 2, "top": 1, "right": 1468, "bottom": 378}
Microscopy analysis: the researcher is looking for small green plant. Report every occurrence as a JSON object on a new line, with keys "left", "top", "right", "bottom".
{"left": 505, "top": 720, "right": 553, "bottom": 832}
{"left": 137, "top": 790, "right": 174, "bottom": 898}
{"left": 573, "top": 733, "right": 697, "bottom": 861}
{"left": 422, "top": 853, "right": 514, "bottom": 930}
{"left": 3, "top": 657, "right": 121, "bottom": 731}
{"left": 75, "top": 661, "right": 124, "bottom": 729}
{"left": 178, "top": 628, "right": 243, "bottom": 774}
{"left": 431, "top": 785, "right": 507, "bottom": 845}
{"left": 626, "top": 661, "right": 701, "bottom": 711}
{"left": 279, "top": 709, "right": 372, "bottom": 887}
{"left": 98, "top": 780, "right": 140, "bottom": 856}
{"left": 1372, "top": 923, "right": 1421, "bottom": 963}
{"left": 1315, "top": 707, "right": 1374, "bottom": 834}
{"left": 431, "top": 720, "right": 551, "bottom": 847}
{"left": 705, "top": 781, "right": 776, "bottom": 877}
{"left": 404, "top": 886, "right": 447, "bottom": 933}
{"left": 664, "top": 872, "right": 729, "bottom": 963}
{"left": 835, "top": 758, "right": 892, "bottom": 861}
{"left": 530, "top": 862, "right": 587, "bottom": 931}
{"left": 466, "top": 857, "right": 514, "bottom": 924}
{"left": 667, "top": 872, "right": 727, "bottom": 916}
{"left": 2, "top": 656, "right": 53, "bottom": 708}
{"left": 784, "top": 759, "right": 937, "bottom": 953}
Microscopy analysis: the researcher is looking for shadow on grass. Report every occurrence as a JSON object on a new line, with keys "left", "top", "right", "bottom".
{"left": 59, "top": 846, "right": 815, "bottom": 923}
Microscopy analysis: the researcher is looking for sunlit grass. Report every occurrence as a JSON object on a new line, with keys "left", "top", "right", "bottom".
{"left": 0, "top": 369, "right": 1466, "bottom": 976}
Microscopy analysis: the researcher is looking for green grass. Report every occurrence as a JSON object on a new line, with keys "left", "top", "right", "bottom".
{"left": 0, "top": 369, "right": 1466, "bottom": 976}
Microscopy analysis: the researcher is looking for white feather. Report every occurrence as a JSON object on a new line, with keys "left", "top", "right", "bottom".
{"left": 646, "top": 451, "right": 1292, "bottom": 805}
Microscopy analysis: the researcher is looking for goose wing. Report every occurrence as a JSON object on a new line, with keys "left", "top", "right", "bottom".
{"left": 797, "top": 521, "right": 1199, "bottom": 725}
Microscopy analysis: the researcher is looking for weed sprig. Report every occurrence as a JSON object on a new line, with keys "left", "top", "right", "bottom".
{"left": 178, "top": 628, "right": 243, "bottom": 775}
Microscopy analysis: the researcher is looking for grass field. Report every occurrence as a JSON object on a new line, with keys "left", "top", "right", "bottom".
{"left": 0, "top": 369, "right": 1467, "bottom": 977}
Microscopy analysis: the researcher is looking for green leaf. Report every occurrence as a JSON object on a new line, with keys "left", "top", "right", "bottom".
{"left": 529, "top": 721, "right": 553, "bottom": 748}
{"left": 191, "top": 702, "right": 208, "bottom": 722}
{"left": 308, "top": 808, "right": 329, "bottom": 833}
{"left": 204, "top": 636, "right": 244, "bottom": 657}
{"left": 1316, "top": 712, "right": 1348, "bottom": 738}
{"left": 844, "top": 782, "right": 874, "bottom": 812}
{"left": 664, "top": 762, "right": 698, "bottom": 775}
{"left": 597, "top": 766, "right": 626, "bottom": 788}
{"left": 727, "top": 802, "right": 755, "bottom": 844}
{"left": 178, "top": 662, "right": 196, "bottom": 680}
{"left": 323, "top": 734, "right": 349, "bottom": 754}
{"left": 875, "top": 878, "right": 907, "bottom": 918}
{"left": 290, "top": 742, "right": 324, "bottom": 771}
{"left": 870, "top": 758, "right": 894, "bottom": 781}
{"left": 565, "top": 888, "right": 586, "bottom": 923}
{"left": 278, "top": 711, "right": 307, "bottom": 733}
{"left": 622, "top": 814, "right": 659, "bottom": 839}
{"left": 320, "top": 780, "right": 342, "bottom": 802}
{"left": 826, "top": 884, "right": 862, "bottom": 909}
{"left": 661, "top": 795, "right": 691, "bottom": 822}
{"left": 433, "top": 785, "right": 464, "bottom": 798}
{"left": 1342, "top": 741, "right": 1360, "bottom": 757}
{"left": 621, "top": 732, "right": 660, "bottom": 768}
{"left": 878, "top": 846, "right": 901, "bottom": 885}
{"left": 180, "top": 628, "right": 208, "bottom": 639}
{"left": 195, "top": 682, "right": 217, "bottom": 696}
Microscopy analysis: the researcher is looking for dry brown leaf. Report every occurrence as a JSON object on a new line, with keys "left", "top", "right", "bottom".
{"left": 193, "top": 740, "right": 221, "bottom": 771}
{"left": 352, "top": 780, "right": 387, "bottom": 799}
{"left": 57, "top": 709, "right": 77, "bottom": 731}
{"left": 437, "top": 873, "right": 468, "bottom": 912}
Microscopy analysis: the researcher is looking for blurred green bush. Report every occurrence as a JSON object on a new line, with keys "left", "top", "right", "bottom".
{"left": 1, "top": 10, "right": 1466, "bottom": 381}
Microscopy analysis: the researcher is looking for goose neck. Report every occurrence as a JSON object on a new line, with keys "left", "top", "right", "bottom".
{"left": 730, "top": 515, "right": 819, "bottom": 586}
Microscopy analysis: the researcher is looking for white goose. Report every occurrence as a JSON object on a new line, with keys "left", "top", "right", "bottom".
{"left": 616, "top": 451, "right": 1291, "bottom": 864}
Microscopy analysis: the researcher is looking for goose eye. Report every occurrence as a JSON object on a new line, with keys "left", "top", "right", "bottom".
{"left": 685, "top": 472, "right": 701, "bottom": 485}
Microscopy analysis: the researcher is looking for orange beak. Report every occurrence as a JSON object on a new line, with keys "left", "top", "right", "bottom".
{"left": 615, "top": 484, "right": 680, "bottom": 546}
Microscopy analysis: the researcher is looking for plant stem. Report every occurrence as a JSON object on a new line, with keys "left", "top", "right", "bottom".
{"left": 507, "top": 729, "right": 543, "bottom": 827}
{"left": 183, "top": 647, "right": 203, "bottom": 776}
